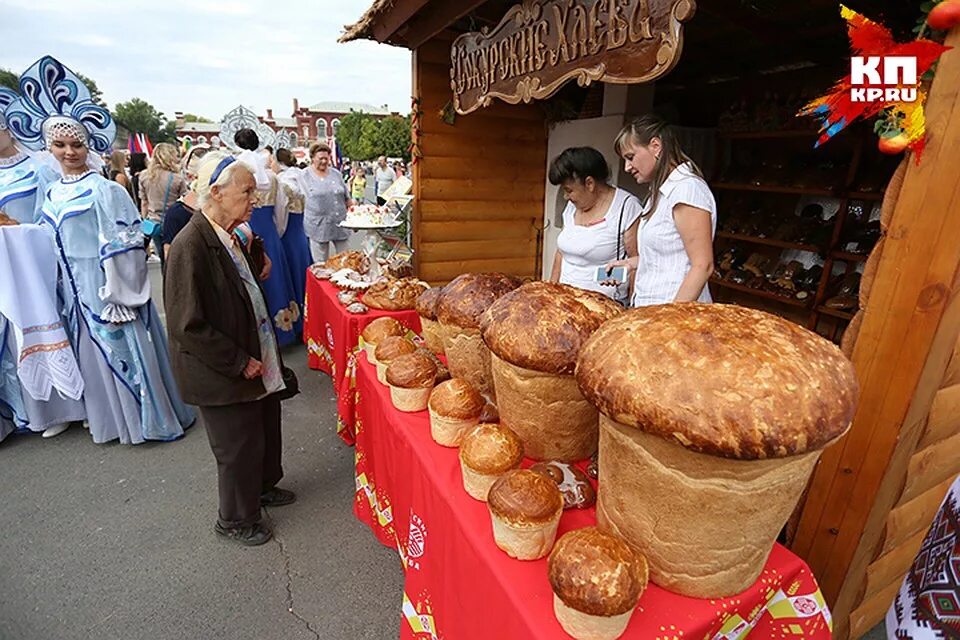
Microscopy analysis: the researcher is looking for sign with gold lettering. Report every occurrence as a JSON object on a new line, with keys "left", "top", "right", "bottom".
{"left": 450, "top": 0, "right": 695, "bottom": 115}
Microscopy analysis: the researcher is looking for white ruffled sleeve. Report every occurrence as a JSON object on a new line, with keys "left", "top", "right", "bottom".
{"left": 669, "top": 177, "right": 717, "bottom": 217}
{"left": 95, "top": 181, "right": 150, "bottom": 322}
{"left": 274, "top": 177, "right": 290, "bottom": 237}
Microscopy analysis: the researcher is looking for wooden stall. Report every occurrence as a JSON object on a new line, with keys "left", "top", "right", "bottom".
{"left": 341, "top": 1, "right": 960, "bottom": 636}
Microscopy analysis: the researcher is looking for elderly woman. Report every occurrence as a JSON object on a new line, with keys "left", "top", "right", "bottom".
{"left": 548, "top": 146, "right": 642, "bottom": 303}
{"left": 300, "top": 142, "right": 353, "bottom": 262}
{"left": 165, "top": 152, "right": 295, "bottom": 547}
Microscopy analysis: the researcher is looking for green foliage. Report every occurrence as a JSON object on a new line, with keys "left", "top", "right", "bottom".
{"left": 335, "top": 110, "right": 411, "bottom": 161}
{"left": 183, "top": 113, "right": 212, "bottom": 123}
{"left": 0, "top": 68, "right": 18, "bottom": 91}
{"left": 113, "top": 98, "right": 177, "bottom": 143}
{"left": 76, "top": 73, "right": 105, "bottom": 106}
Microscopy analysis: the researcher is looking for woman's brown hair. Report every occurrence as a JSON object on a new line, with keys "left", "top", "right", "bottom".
{"left": 309, "top": 142, "right": 331, "bottom": 159}
{"left": 615, "top": 115, "right": 703, "bottom": 218}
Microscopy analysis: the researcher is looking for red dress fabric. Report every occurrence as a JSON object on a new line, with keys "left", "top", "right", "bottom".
{"left": 303, "top": 275, "right": 421, "bottom": 444}
{"left": 352, "top": 357, "right": 833, "bottom": 639}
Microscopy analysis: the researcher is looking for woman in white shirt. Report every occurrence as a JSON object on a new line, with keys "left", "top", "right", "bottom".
{"left": 608, "top": 116, "right": 716, "bottom": 306}
{"left": 548, "top": 147, "right": 642, "bottom": 302}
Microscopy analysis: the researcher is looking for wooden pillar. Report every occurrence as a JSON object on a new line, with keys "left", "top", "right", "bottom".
{"left": 791, "top": 30, "right": 960, "bottom": 638}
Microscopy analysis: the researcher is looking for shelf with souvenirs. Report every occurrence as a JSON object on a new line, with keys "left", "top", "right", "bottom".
{"left": 708, "top": 112, "right": 894, "bottom": 343}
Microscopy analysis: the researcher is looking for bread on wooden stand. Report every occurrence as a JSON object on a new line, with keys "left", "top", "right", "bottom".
{"left": 480, "top": 281, "right": 622, "bottom": 461}
{"left": 435, "top": 273, "right": 522, "bottom": 398}
{"left": 415, "top": 287, "right": 445, "bottom": 355}
{"left": 575, "top": 303, "right": 858, "bottom": 598}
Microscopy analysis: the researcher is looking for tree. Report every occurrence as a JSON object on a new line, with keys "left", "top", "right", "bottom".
{"left": 0, "top": 68, "right": 104, "bottom": 106}
{"left": 337, "top": 110, "right": 370, "bottom": 160}
{"left": 357, "top": 118, "right": 380, "bottom": 160}
{"left": 113, "top": 98, "right": 176, "bottom": 144}
{"left": 0, "top": 68, "right": 17, "bottom": 91}
{"left": 183, "top": 113, "right": 212, "bottom": 123}
{"left": 373, "top": 115, "right": 412, "bottom": 160}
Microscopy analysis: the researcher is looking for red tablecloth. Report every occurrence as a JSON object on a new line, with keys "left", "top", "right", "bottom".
{"left": 352, "top": 356, "right": 833, "bottom": 640}
{"left": 303, "top": 274, "right": 421, "bottom": 444}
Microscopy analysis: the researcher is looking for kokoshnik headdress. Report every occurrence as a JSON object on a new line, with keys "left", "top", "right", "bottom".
{"left": 219, "top": 105, "right": 276, "bottom": 152}
{"left": 4, "top": 56, "right": 116, "bottom": 153}
{"left": 0, "top": 88, "right": 17, "bottom": 131}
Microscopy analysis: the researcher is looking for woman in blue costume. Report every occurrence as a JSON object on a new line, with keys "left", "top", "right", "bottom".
{"left": 5, "top": 56, "right": 194, "bottom": 444}
{"left": 0, "top": 86, "right": 85, "bottom": 440}
{"left": 234, "top": 129, "right": 300, "bottom": 347}
{"left": 275, "top": 148, "right": 311, "bottom": 316}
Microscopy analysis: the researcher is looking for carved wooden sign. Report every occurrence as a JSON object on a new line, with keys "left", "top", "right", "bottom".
{"left": 450, "top": 0, "right": 696, "bottom": 115}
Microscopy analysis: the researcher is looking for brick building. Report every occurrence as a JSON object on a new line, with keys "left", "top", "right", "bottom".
{"left": 175, "top": 100, "right": 393, "bottom": 149}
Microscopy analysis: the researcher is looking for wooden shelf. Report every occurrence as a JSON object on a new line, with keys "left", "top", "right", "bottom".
{"left": 831, "top": 250, "right": 870, "bottom": 263}
{"left": 719, "top": 130, "right": 817, "bottom": 140}
{"left": 710, "top": 277, "right": 812, "bottom": 308}
{"left": 848, "top": 191, "right": 884, "bottom": 201}
{"left": 817, "top": 305, "right": 856, "bottom": 321}
{"left": 716, "top": 231, "right": 823, "bottom": 253}
{"left": 713, "top": 182, "right": 839, "bottom": 198}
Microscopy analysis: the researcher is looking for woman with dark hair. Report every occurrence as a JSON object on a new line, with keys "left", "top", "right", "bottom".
{"left": 608, "top": 115, "right": 716, "bottom": 306}
{"left": 548, "top": 146, "right": 642, "bottom": 302}
{"left": 275, "top": 148, "right": 311, "bottom": 307}
{"left": 128, "top": 152, "right": 148, "bottom": 211}
{"left": 301, "top": 142, "right": 352, "bottom": 262}
{"left": 233, "top": 128, "right": 300, "bottom": 346}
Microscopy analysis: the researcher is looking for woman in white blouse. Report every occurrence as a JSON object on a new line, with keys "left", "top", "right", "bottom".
{"left": 608, "top": 115, "right": 716, "bottom": 306}
{"left": 548, "top": 147, "right": 642, "bottom": 302}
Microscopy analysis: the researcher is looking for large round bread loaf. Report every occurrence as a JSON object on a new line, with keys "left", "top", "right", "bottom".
{"left": 416, "top": 287, "right": 445, "bottom": 355}
{"left": 575, "top": 303, "right": 858, "bottom": 597}
{"left": 436, "top": 273, "right": 522, "bottom": 396}
{"left": 481, "top": 282, "right": 621, "bottom": 461}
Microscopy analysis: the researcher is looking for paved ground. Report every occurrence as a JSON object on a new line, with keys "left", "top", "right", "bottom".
{"left": 0, "top": 346, "right": 404, "bottom": 640}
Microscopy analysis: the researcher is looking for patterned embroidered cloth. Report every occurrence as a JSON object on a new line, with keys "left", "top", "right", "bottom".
{"left": 0, "top": 224, "right": 83, "bottom": 401}
{"left": 303, "top": 274, "right": 420, "bottom": 445}
{"left": 887, "top": 474, "right": 960, "bottom": 639}
{"left": 352, "top": 356, "right": 833, "bottom": 640}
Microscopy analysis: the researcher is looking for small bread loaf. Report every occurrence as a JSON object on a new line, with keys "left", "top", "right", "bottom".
{"left": 374, "top": 336, "right": 418, "bottom": 384}
{"left": 487, "top": 469, "right": 564, "bottom": 560}
{"left": 548, "top": 527, "right": 647, "bottom": 640}
{"left": 360, "top": 317, "right": 406, "bottom": 360}
{"left": 386, "top": 351, "right": 438, "bottom": 413}
{"left": 428, "top": 378, "right": 485, "bottom": 447}
{"left": 459, "top": 423, "right": 523, "bottom": 501}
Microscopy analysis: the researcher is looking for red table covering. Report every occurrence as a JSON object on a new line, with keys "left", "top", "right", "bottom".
{"left": 303, "top": 274, "right": 421, "bottom": 444}
{"left": 352, "top": 356, "right": 833, "bottom": 640}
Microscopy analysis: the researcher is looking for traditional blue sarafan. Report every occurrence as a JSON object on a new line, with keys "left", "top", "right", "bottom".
{"left": 277, "top": 166, "right": 310, "bottom": 320}
{"left": 39, "top": 173, "right": 194, "bottom": 443}
{"left": 0, "top": 86, "right": 86, "bottom": 440}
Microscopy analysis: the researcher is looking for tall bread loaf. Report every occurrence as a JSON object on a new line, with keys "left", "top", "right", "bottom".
{"left": 481, "top": 281, "right": 621, "bottom": 461}
{"left": 575, "top": 303, "right": 858, "bottom": 598}
{"left": 415, "top": 287, "right": 445, "bottom": 355}
{"left": 436, "top": 273, "right": 522, "bottom": 396}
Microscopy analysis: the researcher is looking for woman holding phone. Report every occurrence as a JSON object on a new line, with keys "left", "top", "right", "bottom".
{"left": 548, "top": 146, "right": 642, "bottom": 302}
{"left": 606, "top": 115, "right": 716, "bottom": 306}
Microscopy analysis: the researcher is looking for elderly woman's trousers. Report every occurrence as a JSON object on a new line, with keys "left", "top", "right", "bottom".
{"left": 199, "top": 394, "right": 283, "bottom": 528}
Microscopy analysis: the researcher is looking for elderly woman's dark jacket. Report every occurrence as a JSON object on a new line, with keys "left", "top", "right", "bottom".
{"left": 164, "top": 213, "right": 270, "bottom": 407}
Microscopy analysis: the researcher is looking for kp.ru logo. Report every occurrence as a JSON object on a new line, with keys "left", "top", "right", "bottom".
{"left": 850, "top": 56, "right": 918, "bottom": 103}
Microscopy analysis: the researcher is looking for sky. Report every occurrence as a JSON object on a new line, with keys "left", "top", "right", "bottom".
{"left": 0, "top": 0, "right": 412, "bottom": 121}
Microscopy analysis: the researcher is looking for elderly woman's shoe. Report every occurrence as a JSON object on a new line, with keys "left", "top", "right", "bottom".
{"left": 260, "top": 488, "right": 297, "bottom": 507}
{"left": 215, "top": 521, "right": 273, "bottom": 546}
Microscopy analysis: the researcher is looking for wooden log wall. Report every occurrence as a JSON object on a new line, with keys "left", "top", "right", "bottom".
{"left": 412, "top": 34, "right": 548, "bottom": 285}
{"left": 789, "top": 30, "right": 960, "bottom": 639}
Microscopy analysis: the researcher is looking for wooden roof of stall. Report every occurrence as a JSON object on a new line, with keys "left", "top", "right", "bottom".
{"left": 341, "top": 0, "right": 919, "bottom": 88}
